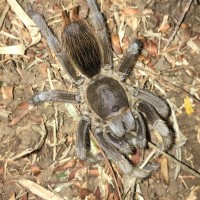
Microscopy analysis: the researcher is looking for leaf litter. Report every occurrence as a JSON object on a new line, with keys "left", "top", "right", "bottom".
{"left": 0, "top": 0, "right": 200, "bottom": 199}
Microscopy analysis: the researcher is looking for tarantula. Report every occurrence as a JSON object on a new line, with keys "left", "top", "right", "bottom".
{"left": 27, "top": 0, "right": 172, "bottom": 178}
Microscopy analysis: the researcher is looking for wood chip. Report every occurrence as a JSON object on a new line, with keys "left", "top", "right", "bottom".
{"left": 18, "top": 179, "right": 64, "bottom": 200}
{"left": 0, "top": 45, "right": 25, "bottom": 55}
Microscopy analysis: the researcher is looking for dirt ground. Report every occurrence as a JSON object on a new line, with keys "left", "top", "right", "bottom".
{"left": 0, "top": 0, "right": 200, "bottom": 199}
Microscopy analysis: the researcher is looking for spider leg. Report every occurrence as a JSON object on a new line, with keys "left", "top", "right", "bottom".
{"left": 26, "top": 4, "right": 83, "bottom": 84}
{"left": 133, "top": 88, "right": 170, "bottom": 119}
{"left": 118, "top": 39, "right": 143, "bottom": 81}
{"left": 29, "top": 90, "right": 80, "bottom": 105}
{"left": 86, "top": 0, "right": 113, "bottom": 67}
{"left": 132, "top": 111, "right": 147, "bottom": 149}
{"left": 94, "top": 128, "right": 158, "bottom": 178}
{"left": 76, "top": 116, "right": 91, "bottom": 160}
{"left": 137, "top": 101, "right": 172, "bottom": 150}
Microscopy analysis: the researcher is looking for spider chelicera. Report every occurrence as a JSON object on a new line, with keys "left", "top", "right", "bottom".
{"left": 27, "top": 0, "right": 172, "bottom": 178}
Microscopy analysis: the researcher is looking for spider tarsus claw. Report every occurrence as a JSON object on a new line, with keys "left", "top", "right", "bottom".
{"left": 131, "top": 164, "right": 159, "bottom": 179}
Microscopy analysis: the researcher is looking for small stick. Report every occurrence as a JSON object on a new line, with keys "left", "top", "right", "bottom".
{"left": 163, "top": 0, "right": 194, "bottom": 51}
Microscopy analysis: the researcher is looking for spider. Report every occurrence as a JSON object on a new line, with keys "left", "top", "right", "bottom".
{"left": 27, "top": 0, "right": 172, "bottom": 179}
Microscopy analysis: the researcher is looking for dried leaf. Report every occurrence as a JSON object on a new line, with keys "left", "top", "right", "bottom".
{"left": 143, "top": 8, "right": 154, "bottom": 15}
{"left": 65, "top": 103, "right": 79, "bottom": 120}
{"left": 79, "top": 188, "right": 93, "bottom": 199}
{"left": 180, "top": 23, "right": 190, "bottom": 30}
{"left": 179, "top": 23, "right": 191, "bottom": 49}
{"left": 156, "top": 156, "right": 169, "bottom": 185}
{"left": 126, "top": 15, "right": 141, "bottom": 31}
{"left": 76, "top": 160, "right": 85, "bottom": 168}
{"left": 9, "top": 102, "right": 36, "bottom": 126}
{"left": 197, "top": 129, "right": 200, "bottom": 144}
{"left": 111, "top": 34, "right": 122, "bottom": 55}
{"left": 121, "top": 8, "right": 140, "bottom": 16}
{"left": 0, "top": 108, "right": 11, "bottom": 120}
{"left": 108, "top": 193, "right": 119, "bottom": 200}
{"left": 38, "top": 63, "right": 48, "bottom": 79}
{"left": 21, "top": 193, "right": 28, "bottom": 200}
{"left": 26, "top": 49, "right": 36, "bottom": 61}
{"left": 158, "top": 15, "right": 170, "bottom": 33}
{"left": 176, "top": 55, "right": 189, "bottom": 66}
{"left": 1, "top": 85, "right": 14, "bottom": 100}
{"left": 68, "top": 166, "right": 85, "bottom": 181}
{"left": 0, "top": 165, "right": 5, "bottom": 175}
{"left": 186, "top": 186, "right": 200, "bottom": 200}
{"left": 187, "top": 37, "right": 200, "bottom": 54}
{"left": 121, "top": 36, "right": 130, "bottom": 51}
{"left": 54, "top": 159, "right": 77, "bottom": 172}
{"left": 88, "top": 168, "right": 99, "bottom": 176}
{"left": 10, "top": 124, "right": 47, "bottom": 160}
{"left": 184, "top": 96, "right": 194, "bottom": 115}
{"left": 145, "top": 40, "right": 158, "bottom": 57}
{"left": 0, "top": 45, "right": 26, "bottom": 55}
{"left": 9, "top": 194, "right": 16, "bottom": 200}
{"left": 68, "top": 169, "right": 78, "bottom": 181}
{"left": 136, "top": 184, "right": 145, "bottom": 200}
{"left": 159, "top": 23, "right": 171, "bottom": 33}
{"left": 30, "top": 165, "right": 41, "bottom": 176}
{"left": 185, "top": 67, "right": 197, "bottom": 78}
{"left": 94, "top": 186, "right": 101, "bottom": 200}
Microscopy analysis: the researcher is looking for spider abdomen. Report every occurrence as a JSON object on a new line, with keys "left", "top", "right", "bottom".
{"left": 62, "top": 19, "right": 102, "bottom": 78}
{"left": 86, "top": 76, "right": 129, "bottom": 119}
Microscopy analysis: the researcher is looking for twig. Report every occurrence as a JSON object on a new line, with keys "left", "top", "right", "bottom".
{"left": 163, "top": 0, "right": 194, "bottom": 51}
{"left": 148, "top": 142, "right": 200, "bottom": 178}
